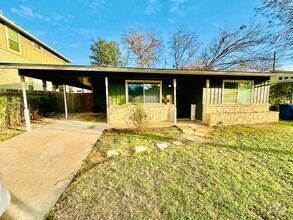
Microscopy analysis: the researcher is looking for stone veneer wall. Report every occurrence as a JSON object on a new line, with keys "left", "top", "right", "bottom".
{"left": 202, "top": 104, "right": 279, "bottom": 126}
{"left": 109, "top": 104, "right": 175, "bottom": 124}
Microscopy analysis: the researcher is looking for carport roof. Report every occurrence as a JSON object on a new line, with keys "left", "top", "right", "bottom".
{"left": 1, "top": 63, "right": 293, "bottom": 89}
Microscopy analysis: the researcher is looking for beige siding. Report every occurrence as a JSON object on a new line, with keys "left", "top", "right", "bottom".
{"left": 0, "top": 47, "right": 34, "bottom": 87}
{"left": 20, "top": 35, "right": 66, "bottom": 64}
{"left": 0, "top": 22, "right": 7, "bottom": 48}
{"left": 0, "top": 22, "right": 66, "bottom": 64}
{"left": 0, "top": 47, "right": 34, "bottom": 63}
{"left": 0, "top": 69, "right": 19, "bottom": 85}
{"left": 0, "top": 22, "right": 68, "bottom": 90}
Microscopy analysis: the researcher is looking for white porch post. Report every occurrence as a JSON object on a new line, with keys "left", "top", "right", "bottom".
{"left": 173, "top": 79, "right": 177, "bottom": 126}
{"left": 105, "top": 77, "right": 110, "bottom": 128}
{"left": 63, "top": 85, "right": 68, "bottom": 119}
{"left": 20, "top": 76, "right": 31, "bottom": 132}
{"left": 206, "top": 79, "right": 210, "bottom": 113}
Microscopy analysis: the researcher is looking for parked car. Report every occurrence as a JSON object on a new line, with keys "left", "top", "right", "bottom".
{"left": 0, "top": 172, "right": 11, "bottom": 216}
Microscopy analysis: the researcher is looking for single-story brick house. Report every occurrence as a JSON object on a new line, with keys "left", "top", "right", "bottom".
{"left": 1, "top": 63, "right": 292, "bottom": 130}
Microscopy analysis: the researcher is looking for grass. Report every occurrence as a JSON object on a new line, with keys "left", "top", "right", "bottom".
{"left": 47, "top": 121, "right": 293, "bottom": 219}
{"left": 0, "top": 117, "right": 54, "bottom": 142}
{"left": 95, "top": 127, "right": 182, "bottom": 155}
{"left": 0, "top": 130, "right": 21, "bottom": 142}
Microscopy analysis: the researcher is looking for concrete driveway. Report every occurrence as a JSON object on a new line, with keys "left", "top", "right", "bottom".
{"left": 0, "top": 120, "right": 106, "bottom": 219}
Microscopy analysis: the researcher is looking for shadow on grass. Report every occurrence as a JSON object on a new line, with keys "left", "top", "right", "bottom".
{"left": 106, "top": 126, "right": 182, "bottom": 140}
{"left": 72, "top": 157, "right": 113, "bottom": 182}
{"left": 208, "top": 142, "right": 292, "bottom": 156}
{"left": 105, "top": 132, "right": 177, "bottom": 143}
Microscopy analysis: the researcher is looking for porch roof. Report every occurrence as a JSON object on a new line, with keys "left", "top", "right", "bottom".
{"left": 1, "top": 63, "right": 293, "bottom": 89}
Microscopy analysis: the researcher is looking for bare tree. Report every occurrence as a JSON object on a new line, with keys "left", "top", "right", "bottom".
{"left": 122, "top": 29, "right": 163, "bottom": 68}
{"left": 188, "top": 22, "right": 272, "bottom": 71}
{"left": 168, "top": 26, "right": 200, "bottom": 69}
{"left": 230, "top": 59, "right": 273, "bottom": 72}
{"left": 257, "top": 0, "right": 293, "bottom": 56}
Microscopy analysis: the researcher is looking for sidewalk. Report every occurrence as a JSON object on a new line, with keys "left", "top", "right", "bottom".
{"left": 0, "top": 120, "right": 106, "bottom": 219}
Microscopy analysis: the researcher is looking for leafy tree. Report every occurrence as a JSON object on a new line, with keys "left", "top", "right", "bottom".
{"left": 168, "top": 26, "right": 200, "bottom": 69}
{"left": 187, "top": 22, "right": 272, "bottom": 71}
{"left": 257, "top": 0, "right": 293, "bottom": 57}
{"left": 122, "top": 28, "right": 163, "bottom": 68}
{"left": 90, "top": 38, "right": 125, "bottom": 67}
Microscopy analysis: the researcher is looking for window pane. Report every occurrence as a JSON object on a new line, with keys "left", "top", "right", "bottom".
{"left": 8, "top": 27, "right": 20, "bottom": 52}
{"left": 224, "top": 82, "right": 237, "bottom": 103}
{"left": 145, "top": 83, "right": 160, "bottom": 103}
{"left": 8, "top": 28, "right": 19, "bottom": 42}
{"left": 237, "top": 82, "right": 252, "bottom": 103}
{"left": 34, "top": 42, "right": 42, "bottom": 50}
{"left": 128, "top": 83, "right": 143, "bottom": 103}
{"left": 9, "top": 39, "right": 20, "bottom": 52}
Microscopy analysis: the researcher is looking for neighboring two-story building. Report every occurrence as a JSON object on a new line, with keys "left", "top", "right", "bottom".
{"left": 0, "top": 12, "right": 70, "bottom": 90}
{"left": 271, "top": 72, "right": 293, "bottom": 104}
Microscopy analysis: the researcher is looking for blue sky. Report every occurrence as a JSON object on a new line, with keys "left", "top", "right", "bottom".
{"left": 1, "top": 0, "right": 270, "bottom": 67}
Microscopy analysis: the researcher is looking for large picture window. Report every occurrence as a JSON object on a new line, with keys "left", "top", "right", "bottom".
{"left": 7, "top": 27, "right": 20, "bottom": 52}
{"left": 223, "top": 81, "right": 253, "bottom": 104}
{"left": 126, "top": 81, "right": 161, "bottom": 104}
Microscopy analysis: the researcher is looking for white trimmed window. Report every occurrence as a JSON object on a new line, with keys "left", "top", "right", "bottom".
{"left": 126, "top": 80, "right": 162, "bottom": 104}
{"left": 223, "top": 80, "right": 253, "bottom": 104}
{"left": 33, "top": 42, "right": 42, "bottom": 51}
{"left": 7, "top": 27, "right": 20, "bottom": 52}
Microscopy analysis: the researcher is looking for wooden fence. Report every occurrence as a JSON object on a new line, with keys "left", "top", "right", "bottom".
{"left": 0, "top": 89, "right": 92, "bottom": 130}
{"left": 51, "top": 92, "right": 93, "bottom": 113}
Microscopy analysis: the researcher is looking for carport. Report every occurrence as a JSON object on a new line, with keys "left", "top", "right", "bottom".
{"left": 1, "top": 63, "right": 180, "bottom": 130}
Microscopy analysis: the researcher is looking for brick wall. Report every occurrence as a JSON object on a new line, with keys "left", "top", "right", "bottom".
{"left": 202, "top": 104, "right": 279, "bottom": 126}
{"left": 109, "top": 104, "right": 175, "bottom": 123}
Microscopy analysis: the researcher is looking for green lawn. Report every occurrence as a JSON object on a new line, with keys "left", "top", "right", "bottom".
{"left": 47, "top": 121, "right": 293, "bottom": 219}
{"left": 0, "top": 118, "right": 54, "bottom": 142}
{"left": 0, "top": 130, "right": 21, "bottom": 142}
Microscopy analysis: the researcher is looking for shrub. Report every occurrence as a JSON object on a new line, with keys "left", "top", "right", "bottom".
{"left": 0, "top": 96, "right": 23, "bottom": 130}
{"left": 127, "top": 104, "right": 149, "bottom": 133}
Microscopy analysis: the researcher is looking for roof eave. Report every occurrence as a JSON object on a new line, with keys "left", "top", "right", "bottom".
{"left": 0, "top": 63, "right": 283, "bottom": 77}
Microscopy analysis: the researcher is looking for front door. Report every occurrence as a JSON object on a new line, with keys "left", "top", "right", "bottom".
{"left": 177, "top": 80, "right": 192, "bottom": 118}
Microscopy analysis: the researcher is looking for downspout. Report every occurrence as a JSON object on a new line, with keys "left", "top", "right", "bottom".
{"left": 20, "top": 76, "right": 31, "bottom": 132}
